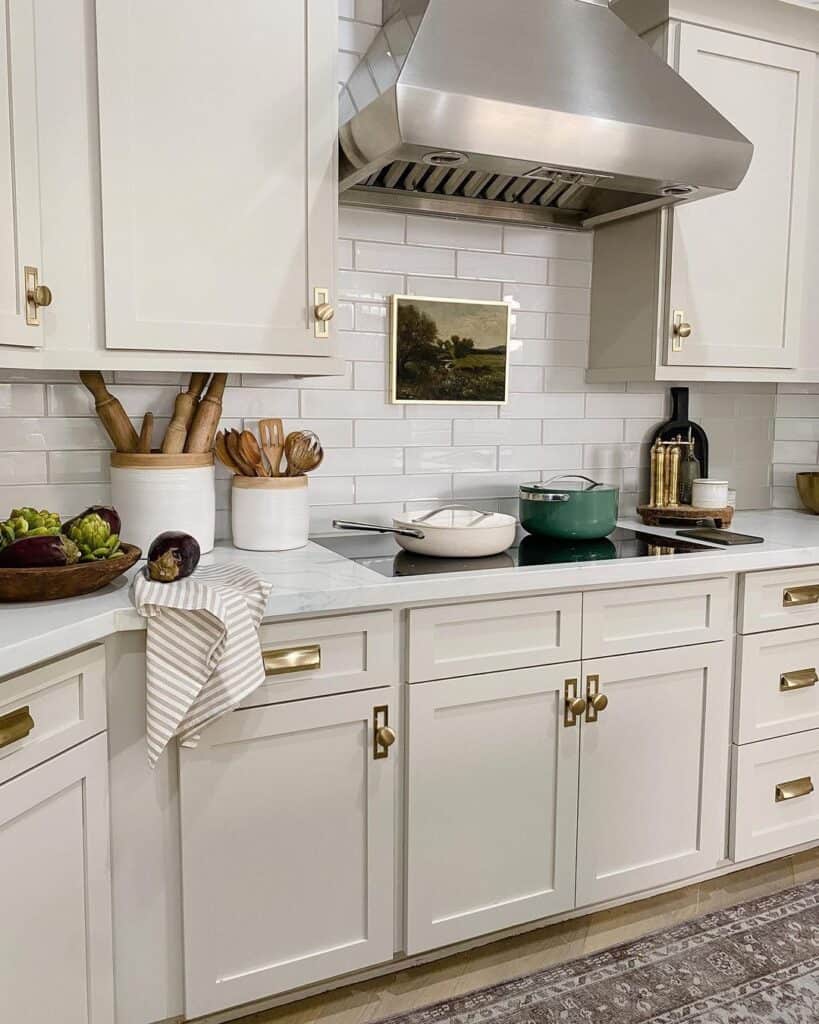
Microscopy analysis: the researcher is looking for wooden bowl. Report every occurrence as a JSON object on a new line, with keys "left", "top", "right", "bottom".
{"left": 0, "top": 543, "right": 141, "bottom": 603}
{"left": 797, "top": 473, "right": 819, "bottom": 514}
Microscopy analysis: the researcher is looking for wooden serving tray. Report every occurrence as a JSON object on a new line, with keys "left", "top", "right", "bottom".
{"left": 0, "top": 543, "right": 141, "bottom": 603}
{"left": 637, "top": 504, "right": 734, "bottom": 529}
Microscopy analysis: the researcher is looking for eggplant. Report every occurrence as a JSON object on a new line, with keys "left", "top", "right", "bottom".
{"left": 0, "top": 534, "right": 81, "bottom": 568}
{"left": 62, "top": 505, "right": 121, "bottom": 538}
{"left": 146, "top": 531, "right": 200, "bottom": 583}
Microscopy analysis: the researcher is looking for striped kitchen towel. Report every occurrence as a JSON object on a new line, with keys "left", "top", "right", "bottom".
{"left": 132, "top": 563, "right": 273, "bottom": 765}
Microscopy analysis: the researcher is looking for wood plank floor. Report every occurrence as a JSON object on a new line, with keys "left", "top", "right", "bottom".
{"left": 243, "top": 851, "right": 819, "bottom": 1024}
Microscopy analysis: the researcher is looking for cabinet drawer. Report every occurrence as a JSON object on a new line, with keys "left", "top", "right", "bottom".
{"left": 240, "top": 611, "right": 395, "bottom": 708}
{"left": 739, "top": 565, "right": 819, "bottom": 634}
{"left": 0, "top": 646, "right": 106, "bottom": 786}
{"left": 732, "top": 730, "right": 819, "bottom": 861}
{"left": 408, "top": 594, "right": 582, "bottom": 682}
{"left": 735, "top": 624, "right": 819, "bottom": 744}
{"left": 582, "top": 577, "right": 734, "bottom": 659}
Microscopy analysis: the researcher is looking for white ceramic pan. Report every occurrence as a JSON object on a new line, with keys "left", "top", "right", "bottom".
{"left": 333, "top": 506, "right": 517, "bottom": 558}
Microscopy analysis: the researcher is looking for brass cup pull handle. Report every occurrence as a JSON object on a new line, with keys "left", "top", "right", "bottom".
{"left": 775, "top": 776, "right": 814, "bottom": 802}
{"left": 566, "top": 696, "right": 587, "bottom": 717}
{"left": 315, "top": 303, "right": 335, "bottom": 323}
{"left": 0, "top": 705, "right": 34, "bottom": 749}
{"left": 589, "top": 693, "right": 609, "bottom": 713}
{"left": 376, "top": 726, "right": 396, "bottom": 749}
{"left": 783, "top": 586, "right": 819, "bottom": 607}
{"left": 262, "top": 644, "right": 321, "bottom": 677}
{"left": 780, "top": 668, "right": 818, "bottom": 692}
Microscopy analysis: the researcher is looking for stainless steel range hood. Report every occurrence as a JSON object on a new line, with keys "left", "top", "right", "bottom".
{"left": 338, "top": 0, "right": 753, "bottom": 229}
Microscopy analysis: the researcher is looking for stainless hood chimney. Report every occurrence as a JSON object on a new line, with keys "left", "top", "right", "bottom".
{"left": 338, "top": 0, "right": 753, "bottom": 229}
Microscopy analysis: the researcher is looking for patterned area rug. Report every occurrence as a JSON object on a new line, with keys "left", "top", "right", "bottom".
{"left": 379, "top": 880, "right": 819, "bottom": 1023}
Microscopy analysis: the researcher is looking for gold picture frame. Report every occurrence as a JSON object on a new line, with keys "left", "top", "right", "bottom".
{"left": 389, "top": 294, "right": 511, "bottom": 406}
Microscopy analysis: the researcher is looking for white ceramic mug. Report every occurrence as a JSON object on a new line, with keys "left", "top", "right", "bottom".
{"left": 691, "top": 478, "right": 729, "bottom": 510}
{"left": 231, "top": 476, "right": 309, "bottom": 551}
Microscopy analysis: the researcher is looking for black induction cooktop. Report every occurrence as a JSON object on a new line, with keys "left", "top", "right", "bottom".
{"left": 313, "top": 528, "right": 716, "bottom": 579}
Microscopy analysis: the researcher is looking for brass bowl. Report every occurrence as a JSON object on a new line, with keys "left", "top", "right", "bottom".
{"left": 796, "top": 473, "right": 819, "bottom": 514}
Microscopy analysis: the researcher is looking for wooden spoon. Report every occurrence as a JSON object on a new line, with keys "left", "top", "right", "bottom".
{"left": 225, "top": 429, "right": 256, "bottom": 476}
{"left": 283, "top": 430, "right": 324, "bottom": 476}
{"left": 238, "top": 430, "right": 269, "bottom": 477}
{"left": 214, "top": 431, "right": 241, "bottom": 474}
{"left": 258, "top": 418, "right": 284, "bottom": 477}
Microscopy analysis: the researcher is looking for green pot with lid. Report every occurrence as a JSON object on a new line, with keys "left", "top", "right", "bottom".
{"left": 519, "top": 475, "right": 619, "bottom": 541}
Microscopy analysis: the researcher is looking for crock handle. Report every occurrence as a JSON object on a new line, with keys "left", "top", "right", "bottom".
{"left": 541, "top": 474, "right": 604, "bottom": 491}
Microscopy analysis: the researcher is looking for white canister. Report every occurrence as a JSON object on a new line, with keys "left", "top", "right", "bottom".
{"left": 691, "top": 478, "right": 729, "bottom": 510}
{"left": 110, "top": 452, "right": 216, "bottom": 555}
{"left": 231, "top": 476, "right": 309, "bottom": 551}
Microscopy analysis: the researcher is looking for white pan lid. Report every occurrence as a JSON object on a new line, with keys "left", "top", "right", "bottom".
{"left": 395, "top": 506, "right": 516, "bottom": 530}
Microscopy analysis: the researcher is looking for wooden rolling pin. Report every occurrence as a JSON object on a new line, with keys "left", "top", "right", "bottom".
{"left": 184, "top": 373, "right": 227, "bottom": 453}
{"left": 137, "top": 412, "right": 154, "bottom": 453}
{"left": 79, "top": 371, "right": 140, "bottom": 453}
{"left": 161, "top": 372, "right": 209, "bottom": 453}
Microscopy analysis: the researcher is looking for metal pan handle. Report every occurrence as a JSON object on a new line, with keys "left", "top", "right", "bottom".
{"left": 412, "top": 505, "right": 493, "bottom": 527}
{"left": 332, "top": 520, "right": 425, "bottom": 540}
{"left": 541, "top": 474, "right": 604, "bottom": 491}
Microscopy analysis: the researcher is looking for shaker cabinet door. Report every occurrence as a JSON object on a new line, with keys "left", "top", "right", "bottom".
{"left": 179, "top": 688, "right": 396, "bottom": 1018}
{"left": 406, "top": 665, "right": 581, "bottom": 954}
{"left": 666, "top": 26, "right": 813, "bottom": 370}
{"left": 0, "top": 734, "right": 115, "bottom": 1024}
{"left": 0, "top": 0, "right": 43, "bottom": 349}
{"left": 96, "top": 0, "right": 336, "bottom": 356}
{"left": 575, "top": 643, "right": 732, "bottom": 907}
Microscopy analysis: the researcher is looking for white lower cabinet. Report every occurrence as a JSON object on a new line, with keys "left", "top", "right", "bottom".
{"left": 0, "top": 733, "right": 114, "bottom": 1023}
{"left": 179, "top": 688, "right": 397, "bottom": 1019}
{"left": 575, "top": 643, "right": 732, "bottom": 906}
{"left": 406, "top": 665, "right": 581, "bottom": 954}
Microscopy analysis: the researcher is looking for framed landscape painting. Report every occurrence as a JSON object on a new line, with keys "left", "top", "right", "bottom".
{"left": 390, "top": 295, "right": 511, "bottom": 405}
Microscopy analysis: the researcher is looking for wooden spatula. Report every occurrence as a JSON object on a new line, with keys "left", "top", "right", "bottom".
{"left": 238, "top": 430, "right": 270, "bottom": 477}
{"left": 258, "top": 418, "right": 284, "bottom": 476}
{"left": 225, "top": 429, "right": 256, "bottom": 476}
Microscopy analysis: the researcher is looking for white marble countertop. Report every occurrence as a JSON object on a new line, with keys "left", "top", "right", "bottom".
{"left": 4, "top": 509, "right": 819, "bottom": 680}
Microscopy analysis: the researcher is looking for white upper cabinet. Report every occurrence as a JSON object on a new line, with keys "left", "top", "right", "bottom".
{"left": 96, "top": 0, "right": 337, "bottom": 357}
{"left": 590, "top": 7, "right": 818, "bottom": 382}
{"left": 667, "top": 26, "right": 814, "bottom": 370}
{"left": 0, "top": 0, "right": 43, "bottom": 350}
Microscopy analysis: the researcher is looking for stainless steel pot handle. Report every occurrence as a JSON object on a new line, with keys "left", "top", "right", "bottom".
{"left": 333, "top": 520, "right": 425, "bottom": 540}
{"left": 413, "top": 505, "right": 493, "bottom": 527}
{"left": 541, "top": 474, "right": 605, "bottom": 491}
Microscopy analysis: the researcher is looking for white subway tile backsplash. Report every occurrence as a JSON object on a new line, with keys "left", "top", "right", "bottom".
{"left": 548, "top": 259, "right": 592, "bottom": 288}
{"left": 772, "top": 440, "right": 819, "bottom": 464}
{"left": 406, "top": 276, "right": 503, "bottom": 301}
{"left": 511, "top": 312, "right": 547, "bottom": 339}
{"left": 334, "top": 330, "right": 387, "bottom": 361}
{"left": 453, "top": 419, "right": 541, "bottom": 446}
{"left": 353, "top": 362, "right": 387, "bottom": 390}
{"left": 306, "top": 477, "right": 356, "bottom": 505}
{"left": 0, "top": 452, "right": 47, "bottom": 485}
{"left": 500, "top": 394, "right": 585, "bottom": 419}
{"left": 508, "top": 366, "right": 544, "bottom": 393}
{"left": 338, "top": 18, "right": 378, "bottom": 53}
{"left": 356, "top": 474, "right": 452, "bottom": 503}
{"left": 544, "top": 419, "right": 623, "bottom": 443}
{"left": 0, "top": 383, "right": 45, "bottom": 416}
{"left": 503, "top": 226, "right": 593, "bottom": 260}
{"left": 339, "top": 207, "right": 405, "bottom": 243}
{"left": 337, "top": 239, "right": 354, "bottom": 269}
{"left": 459, "top": 251, "right": 547, "bottom": 285}
{"left": 0, "top": 484, "right": 111, "bottom": 518}
{"left": 502, "top": 283, "right": 590, "bottom": 315}
{"left": 586, "top": 393, "right": 667, "bottom": 419}
{"left": 546, "top": 313, "right": 590, "bottom": 342}
{"left": 221, "top": 388, "right": 300, "bottom": 418}
{"left": 48, "top": 451, "right": 109, "bottom": 484}
{"left": 453, "top": 471, "right": 536, "bottom": 499}
{"left": 405, "top": 447, "right": 496, "bottom": 473}
{"left": 499, "top": 445, "right": 583, "bottom": 472}
{"left": 302, "top": 389, "right": 402, "bottom": 419}
{"left": 1, "top": 418, "right": 111, "bottom": 452}
{"left": 583, "top": 443, "right": 642, "bottom": 469}
{"left": 355, "top": 241, "right": 455, "bottom": 276}
{"left": 775, "top": 418, "right": 819, "bottom": 442}
{"left": 354, "top": 303, "right": 390, "bottom": 332}
{"left": 355, "top": 420, "right": 451, "bottom": 447}
{"left": 339, "top": 270, "right": 404, "bottom": 301}
{"left": 313, "top": 447, "right": 403, "bottom": 476}
{"left": 406, "top": 216, "right": 502, "bottom": 252}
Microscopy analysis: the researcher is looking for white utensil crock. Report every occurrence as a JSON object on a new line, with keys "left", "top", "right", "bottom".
{"left": 231, "top": 476, "right": 309, "bottom": 551}
{"left": 110, "top": 452, "right": 215, "bottom": 555}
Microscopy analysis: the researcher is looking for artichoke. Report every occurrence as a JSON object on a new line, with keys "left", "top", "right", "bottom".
{"left": 64, "top": 512, "right": 122, "bottom": 562}
{"left": 0, "top": 507, "right": 61, "bottom": 549}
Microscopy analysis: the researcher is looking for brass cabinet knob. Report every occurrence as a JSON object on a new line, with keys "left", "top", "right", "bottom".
{"left": 590, "top": 692, "right": 609, "bottom": 713}
{"left": 376, "top": 725, "right": 396, "bottom": 748}
{"left": 674, "top": 321, "right": 692, "bottom": 338}
{"left": 566, "top": 696, "right": 587, "bottom": 717}
{"left": 315, "top": 302, "right": 335, "bottom": 323}
{"left": 28, "top": 283, "right": 52, "bottom": 308}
